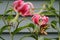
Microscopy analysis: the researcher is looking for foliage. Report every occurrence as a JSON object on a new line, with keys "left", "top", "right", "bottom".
{"left": 0, "top": 0, "right": 60, "bottom": 40}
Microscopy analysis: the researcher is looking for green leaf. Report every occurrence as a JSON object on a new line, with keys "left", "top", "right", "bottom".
{"left": 5, "top": 9, "right": 14, "bottom": 21}
{"left": 51, "top": 20, "right": 57, "bottom": 29}
{"left": 0, "top": 1, "right": 2, "bottom": 3}
{"left": 48, "top": 7, "right": 56, "bottom": 14}
{"left": 33, "top": 25, "right": 39, "bottom": 33}
{"left": 0, "top": 15, "right": 2, "bottom": 19}
{"left": 48, "top": 7, "right": 59, "bottom": 17}
{"left": 44, "top": 38, "right": 51, "bottom": 40}
{"left": 0, "top": 25, "right": 10, "bottom": 35}
{"left": 4, "top": 9, "right": 13, "bottom": 15}
{"left": 6, "top": 15, "right": 14, "bottom": 21}
{"left": 55, "top": 38, "right": 59, "bottom": 40}
{"left": 12, "top": 23, "right": 35, "bottom": 35}
{"left": 20, "top": 34, "right": 37, "bottom": 40}
{"left": 47, "top": 0, "right": 55, "bottom": 7}
{"left": 38, "top": 37, "right": 51, "bottom": 40}
{"left": 20, "top": 35, "right": 31, "bottom": 40}
{"left": 41, "top": 11, "right": 55, "bottom": 16}
{"left": 59, "top": 17, "right": 60, "bottom": 24}
{"left": 20, "top": 32, "right": 38, "bottom": 40}
{"left": 48, "top": 0, "right": 55, "bottom": 7}
{"left": 47, "top": 7, "right": 56, "bottom": 15}
{"left": 40, "top": 5, "right": 57, "bottom": 16}
{"left": 38, "top": 36, "right": 44, "bottom": 40}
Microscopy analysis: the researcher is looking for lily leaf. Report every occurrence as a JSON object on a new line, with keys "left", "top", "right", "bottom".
{"left": 6, "top": 15, "right": 14, "bottom": 21}
{"left": 38, "top": 36, "right": 44, "bottom": 40}
{"left": 48, "top": 7, "right": 57, "bottom": 15}
{"left": 48, "top": 7, "right": 59, "bottom": 17}
{"left": 41, "top": 11, "right": 55, "bottom": 16}
{"left": 40, "top": 5, "right": 57, "bottom": 16}
{"left": 20, "top": 35, "right": 31, "bottom": 40}
{"left": 49, "top": 0, "right": 55, "bottom": 7}
{"left": 12, "top": 23, "right": 35, "bottom": 35}
{"left": 47, "top": 7, "right": 57, "bottom": 16}
{"left": 4, "top": 8, "right": 13, "bottom": 15}
{"left": 44, "top": 37, "right": 51, "bottom": 40}
{"left": 0, "top": 25, "right": 10, "bottom": 35}
{"left": 0, "top": 15, "right": 3, "bottom": 19}
{"left": 20, "top": 34, "right": 37, "bottom": 40}
{"left": 0, "top": 1, "right": 2, "bottom": 3}
{"left": 51, "top": 20, "right": 57, "bottom": 29}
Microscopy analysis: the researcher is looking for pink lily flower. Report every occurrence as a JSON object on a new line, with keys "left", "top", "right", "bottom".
{"left": 32, "top": 14, "right": 49, "bottom": 26}
{"left": 13, "top": 0, "right": 34, "bottom": 16}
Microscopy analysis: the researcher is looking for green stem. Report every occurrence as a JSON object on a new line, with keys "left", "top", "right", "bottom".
{"left": 16, "top": 18, "right": 26, "bottom": 29}
{"left": 14, "top": 13, "right": 19, "bottom": 21}
{"left": 36, "top": 38, "right": 38, "bottom": 40}
{"left": 58, "top": 30, "right": 60, "bottom": 40}
{"left": 2, "top": 0, "right": 9, "bottom": 25}
{"left": 4, "top": 0, "right": 9, "bottom": 14}
{"left": 10, "top": 12, "right": 19, "bottom": 24}
{"left": 56, "top": 27, "right": 60, "bottom": 40}
{"left": 8, "top": 27, "right": 13, "bottom": 40}
{"left": 2, "top": 17, "right": 6, "bottom": 25}
{"left": 35, "top": 31, "right": 38, "bottom": 40}
{"left": 55, "top": 13, "right": 60, "bottom": 40}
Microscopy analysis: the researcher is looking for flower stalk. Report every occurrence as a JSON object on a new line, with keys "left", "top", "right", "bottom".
{"left": 8, "top": 26, "right": 13, "bottom": 40}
